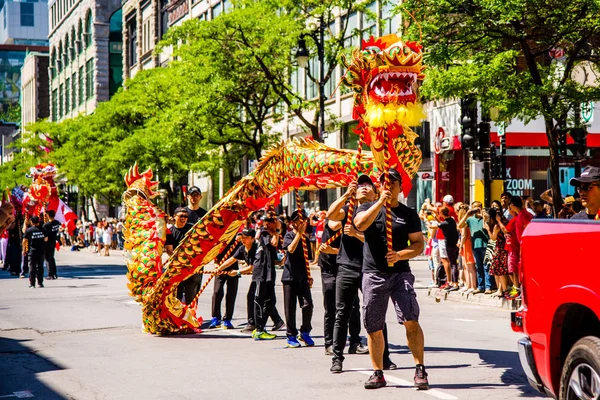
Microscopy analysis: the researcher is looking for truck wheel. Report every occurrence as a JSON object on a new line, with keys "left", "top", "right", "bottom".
{"left": 559, "top": 336, "right": 600, "bottom": 400}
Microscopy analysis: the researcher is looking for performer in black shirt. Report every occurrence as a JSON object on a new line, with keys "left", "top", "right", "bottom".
{"left": 354, "top": 168, "right": 428, "bottom": 390}
{"left": 43, "top": 210, "right": 61, "bottom": 280}
{"left": 23, "top": 215, "right": 47, "bottom": 288}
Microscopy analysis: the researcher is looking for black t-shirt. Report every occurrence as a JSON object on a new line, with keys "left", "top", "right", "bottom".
{"left": 336, "top": 205, "right": 364, "bottom": 269}
{"left": 43, "top": 220, "right": 62, "bottom": 246}
{"left": 25, "top": 225, "right": 47, "bottom": 256}
{"left": 438, "top": 218, "right": 459, "bottom": 248}
{"left": 230, "top": 242, "right": 256, "bottom": 276}
{"left": 216, "top": 238, "right": 241, "bottom": 272}
{"left": 165, "top": 223, "right": 194, "bottom": 248}
{"left": 570, "top": 210, "right": 597, "bottom": 220}
{"left": 356, "top": 201, "right": 422, "bottom": 274}
{"left": 186, "top": 207, "right": 208, "bottom": 225}
{"left": 253, "top": 228, "right": 278, "bottom": 282}
{"left": 282, "top": 230, "right": 313, "bottom": 283}
{"left": 318, "top": 221, "right": 340, "bottom": 275}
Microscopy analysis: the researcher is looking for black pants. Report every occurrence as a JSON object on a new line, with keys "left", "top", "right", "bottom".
{"left": 45, "top": 246, "right": 57, "bottom": 278}
{"left": 332, "top": 266, "right": 364, "bottom": 361}
{"left": 6, "top": 244, "right": 21, "bottom": 275}
{"left": 212, "top": 275, "right": 239, "bottom": 320}
{"left": 283, "top": 280, "right": 313, "bottom": 337}
{"left": 176, "top": 273, "right": 203, "bottom": 303}
{"left": 322, "top": 269, "right": 361, "bottom": 348}
{"left": 247, "top": 281, "right": 282, "bottom": 326}
{"left": 254, "top": 280, "right": 276, "bottom": 331}
{"left": 29, "top": 253, "right": 44, "bottom": 286}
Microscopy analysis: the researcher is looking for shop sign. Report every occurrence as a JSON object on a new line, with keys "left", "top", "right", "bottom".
{"left": 504, "top": 167, "right": 535, "bottom": 195}
{"left": 418, "top": 172, "right": 435, "bottom": 181}
{"left": 581, "top": 101, "right": 594, "bottom": 124}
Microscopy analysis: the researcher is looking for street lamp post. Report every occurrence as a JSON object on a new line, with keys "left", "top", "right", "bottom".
{"left": 296, "top": 15, "right": 329, "bottom": 211}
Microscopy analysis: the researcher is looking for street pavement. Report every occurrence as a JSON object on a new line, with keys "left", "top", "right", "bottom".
{"left": 0, "top": 249, "right": 546, "bottom": 400}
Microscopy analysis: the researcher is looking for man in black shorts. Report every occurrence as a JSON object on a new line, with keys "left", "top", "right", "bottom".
{"left": 23, "top": 215, "right": 47, "bottom": 288}
{"left": 354, "top": 168, "right": 429, "bottom": 390}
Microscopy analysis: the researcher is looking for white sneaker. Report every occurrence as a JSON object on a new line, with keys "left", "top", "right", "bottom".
{"left": 466, "top": 288, "right": 475, "bottom": 294}
{"left": 427, "top": 281, "right": 438, "bottom": 288}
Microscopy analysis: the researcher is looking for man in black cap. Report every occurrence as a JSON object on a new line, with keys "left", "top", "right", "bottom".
{"left": 23, "top": 215, "right": 47, "bottom": 288}
{"left": 354, "top": 168, "right": 428, "bottom": 390}
{"left": 569, "top": 166, "right": 600, "bottom": 220}
{"left": 43, "top": 210, "right": 61, "bottom": 280}
{"left": 166, "top": 207, "right": 202, "bottom": 304}
{"left": 282, "top": 209, "right": 314, "bottom": 348}
{"left": 186, "top": 186, "right": 207, "bottom": 224}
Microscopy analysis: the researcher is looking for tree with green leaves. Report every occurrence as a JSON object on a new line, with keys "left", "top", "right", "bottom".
{"left": 401, "top": 0, "right": 600, "bottom": 211}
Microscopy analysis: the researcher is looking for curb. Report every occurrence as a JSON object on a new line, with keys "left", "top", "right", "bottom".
{"left": 427, "top": 288, "right": 522, "bottom": 310}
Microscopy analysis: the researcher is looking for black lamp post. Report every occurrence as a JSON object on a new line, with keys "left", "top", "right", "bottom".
{"left": 296, "top": 15, "right": 329, "bottom": 211}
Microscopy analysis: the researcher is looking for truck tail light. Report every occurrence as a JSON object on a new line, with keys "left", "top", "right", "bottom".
{"left": 511, "top": 310, "right": 524, "bottom": 333}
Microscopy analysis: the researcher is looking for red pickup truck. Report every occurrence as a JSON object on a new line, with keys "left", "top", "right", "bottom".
{"left": 511, "top": 219, "right": 600, "bottom": 399}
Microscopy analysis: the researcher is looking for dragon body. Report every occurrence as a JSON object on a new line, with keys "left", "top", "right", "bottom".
{"left": 124, "top": 138, "right": 377, "bottom": 334}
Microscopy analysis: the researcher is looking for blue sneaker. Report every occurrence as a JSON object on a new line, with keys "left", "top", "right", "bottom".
{"left": 208, "top": 317, "right": 221, "bottom": 329}
{"left": 298, "top": 332, "right": 314, "bottom": 347}
{"left": 286, "top": 335, "right": 301, "bottom": 348}
{"left": 223, "top": 319, "right": 234, "bottom": 329}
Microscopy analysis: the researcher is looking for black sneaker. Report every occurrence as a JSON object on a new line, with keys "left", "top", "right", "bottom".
{"left": 272, "top": 320, "right": 285, "bottom": 331}
{"left": 28, "top": 285, "right": 35, "bottom": 289}
{"left": 364, "top": 370, "right": 386, "bottom": 389}
{"left": 414, "top": 364, "right": 429, "bottom": 390}
{"left": 348, "top": 343, "right": 369, "bottom": 354}
{"left": 383, "top": 357, "right": 397, "bottom": 370}
{"left": 330, "top": 359, "right": 343, "bottom": 373}
{"left": 38, "top": 284, "right": 44, "bottom": 288}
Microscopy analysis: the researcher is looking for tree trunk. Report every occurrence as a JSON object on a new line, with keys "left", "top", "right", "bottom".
{"left": 545, "top": 119, "right": 563, "bottom": 215}
{"left": 89, "top": 197, "right": 99, "bottom": 222}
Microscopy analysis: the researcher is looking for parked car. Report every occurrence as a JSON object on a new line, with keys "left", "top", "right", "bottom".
{"left": 511, "top": 219, "right": 600, "bottom": 399}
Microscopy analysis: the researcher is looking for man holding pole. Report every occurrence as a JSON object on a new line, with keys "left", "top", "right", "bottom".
{"left": 354, "top": 168, "right": 428, "bottom": 390}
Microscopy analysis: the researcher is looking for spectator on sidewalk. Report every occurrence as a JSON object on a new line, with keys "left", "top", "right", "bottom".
{"left": 569, "top": 166, "right": 600, "bottom": 220}
{"left": 458, "top": 202, "right": 490, "bottom": 294}
{"left": 500, "top": 192, "right": 514, "bottom": 221}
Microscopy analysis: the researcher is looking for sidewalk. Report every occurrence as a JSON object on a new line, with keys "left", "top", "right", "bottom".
{"left": 427, "top": 287, "right": 522, "bottom": 310}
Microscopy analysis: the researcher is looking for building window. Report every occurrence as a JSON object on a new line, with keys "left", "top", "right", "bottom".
{"left": 58, "top": 84, "right": 63, "bottom": 118}
{"left": 70, "top": 27, "right": 76, "bottom": 61}
{"left": 51, "top": 89, "right": 57, "bottom": 121}
{"left": 361, "top": 2, "right": 377, "bottom": 41}
{"left": 50, "top": 50, "right": 56, "bottom": 79}
{"left": 86, "top": 58, "right": 93, "bottom": 99}
{"left": 64, "top": 33, "right": 70, "bottom": 66}
{"left": 127, "top": 17, "right": 137, "bottom": 66}
{"left": 85, "top": 10, "right": 93, "bottom": 48}
{"left": 78, "top": 66, "right": 84, "bottom": 104}
{"left": 65, "top": 78, "right": 70, "bottom": 114}
{"left": 342, "top": 11, "right": 359, "bottom": 49}
{"left": 71, "top": 73, "right": 77, "bottom": 109}
{"left": 223, "top": 0, "right": 232, "bottom": 13}
{"left": 58, "top": 41, "right": 63, "bottom": 72}
{"left": 381, "top": 2, "right": 399, "bottom": 35}
{"left": 20, "top": 2, "right": 34, "bottom": 26}
{"left": 160, "top": 0, "right": 169, "bottom": 38}
{"left": 77, "top": 19, "right": 83, "bottom": 53}
{"left": 211, "top": 3, "right": 222, "bottom": 18}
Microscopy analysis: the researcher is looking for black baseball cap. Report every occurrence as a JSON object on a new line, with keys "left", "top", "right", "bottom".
{"left": 570, "top": 166, "right": 600, "bottom": 186}
{"left": 379, "top": 168, "right": 402, "bottom": 184}
{"left": 188, "top": 186, "right": 202, "bottom": 194}
{"left": 174, "top": 207, "right": 188, "bottom": 215}
{"left": 357, "top": 174, "right": 376, "bottom": 188}
{"left": 290, "top": 210, "right": 307, "bottom": 221}
{"left": 240, "top": 227, "right": 256, "bottom": 237}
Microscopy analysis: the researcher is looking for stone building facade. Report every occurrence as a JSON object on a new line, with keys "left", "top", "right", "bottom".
{"left": 48, "top": 0, "right": 122, "bottom": 121}
{"left": 21, "top": 52, "right": 50, "bottom": 132}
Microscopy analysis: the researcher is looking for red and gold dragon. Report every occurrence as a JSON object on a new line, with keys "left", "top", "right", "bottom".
{"left": 124, "top": 33, "right": 425, "bottom": 335}
{"left": 124, "top": 138, "right": 378, "bottom": 334}
{"left": 341, "top": 33, "right": 425, "bottom": 196}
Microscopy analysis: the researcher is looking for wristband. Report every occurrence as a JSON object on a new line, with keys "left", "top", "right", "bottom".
{"left": 236, "top": 270, "right": 241, "bottom": 277}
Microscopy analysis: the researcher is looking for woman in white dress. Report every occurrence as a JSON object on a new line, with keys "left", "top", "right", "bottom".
{"left": 102, "top": 223, "right": 113, "bottom": 256}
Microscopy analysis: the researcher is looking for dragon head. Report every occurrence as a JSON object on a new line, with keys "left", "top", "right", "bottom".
{"left": 342, "top": 34, "right": 426, "bottom": 195}
{"left": 124, "top": 163, "right": 160, "bottom": 199}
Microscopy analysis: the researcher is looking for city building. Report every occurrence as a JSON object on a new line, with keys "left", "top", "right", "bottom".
{"left": 21, "top": 51, "right": 49, "bottom": 132}
{"left": 0, "top": 0, "right": 49, "bottom": 46}
{"left": 48, "top": 0, "right": 122, "bottom": 122}
{"left": 0, "top": 44, "right": 47, "bottom": 119}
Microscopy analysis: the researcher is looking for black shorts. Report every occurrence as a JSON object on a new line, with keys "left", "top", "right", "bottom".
{"left": 362, "top": 271, "right": 420, "bottom": 333}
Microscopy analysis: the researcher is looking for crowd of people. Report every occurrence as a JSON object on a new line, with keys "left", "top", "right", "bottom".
{"left": 2, "top": 167, "right": 598, "bottom": 391}
{"left": 422, "top": 165, "right": 600, "bottom": 301}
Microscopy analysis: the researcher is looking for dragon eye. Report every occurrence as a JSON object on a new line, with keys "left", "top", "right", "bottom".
{"left": 363, "top": 45, "right": 383, "bottom": 54}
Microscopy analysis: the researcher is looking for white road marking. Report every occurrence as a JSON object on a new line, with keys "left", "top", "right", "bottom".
{"left": 454, "top": 319, "right": 476, "bottom": 322}
{"left": 357, "top": 371, "right": 458, "bottom": 399}
{"left": 0, "top": 392, "right": 34, "bottom": 398}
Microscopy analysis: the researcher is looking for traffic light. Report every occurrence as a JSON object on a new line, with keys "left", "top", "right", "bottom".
{"left": 489, "top": 143, "right": 503, "bottom": 179}
{"left": 460, "top": 98, "right": 477, "bottom": 150}
{"left": 477, "top": 121, "right": 491, "bottom": 152}
{"left": 568, "top": 127, "right": 587, "bottom": 159}
{"left": 558, "top": 128, "right": 568, "bottom": 156}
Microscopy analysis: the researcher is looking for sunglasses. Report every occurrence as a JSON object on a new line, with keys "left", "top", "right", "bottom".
{"left": 577, "top": 183, "right": 600, "bottom": 192}
{"left": 176, "top": 214, "right": 188, "bottom": 219}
